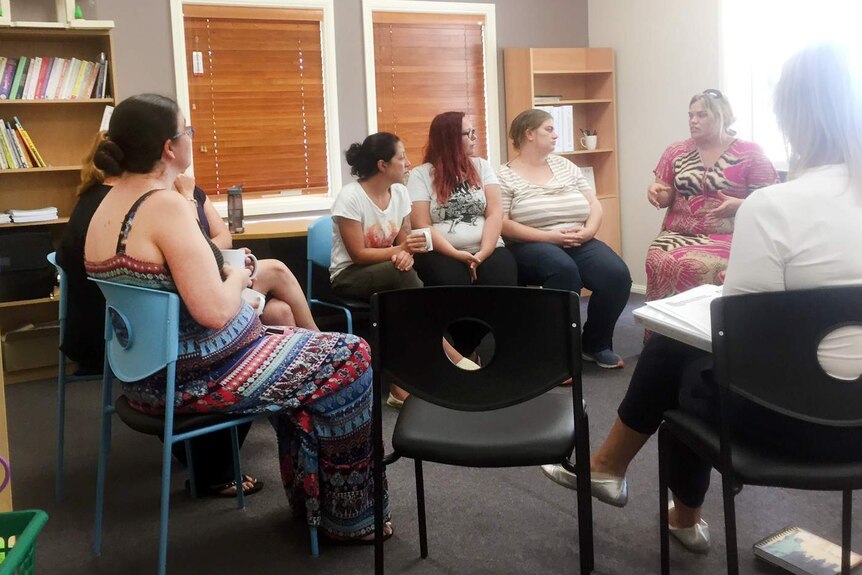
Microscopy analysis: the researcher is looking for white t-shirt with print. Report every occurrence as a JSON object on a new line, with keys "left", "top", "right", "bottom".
{"left": 407, "top": 156, "right": 504, "bottom": 253}
{"left": 330, "top": 180, "right": 412, "bottom": 280}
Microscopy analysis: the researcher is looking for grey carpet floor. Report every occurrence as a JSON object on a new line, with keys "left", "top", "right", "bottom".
{"left": 7, "top": 294, "right": 858, "bottom": 574}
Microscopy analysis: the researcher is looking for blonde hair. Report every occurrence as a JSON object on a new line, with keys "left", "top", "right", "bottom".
{"left": 774, "top": 43, "right": 862, "bottom": 191}
{"left": 77, "top": 131, "right": 108, "bottom": 196}
{"left": 689, "top": 92, "right": 737, "bottom": 139}
{"left": 509, "top": 108, "right": 553, "bottom": 151}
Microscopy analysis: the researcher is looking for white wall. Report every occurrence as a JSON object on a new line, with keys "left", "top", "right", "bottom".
{"left": 588, "top": 0, "right": 722, "bottom": 289}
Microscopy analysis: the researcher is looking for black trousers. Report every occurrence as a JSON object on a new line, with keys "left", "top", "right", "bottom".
{"left": 413, "top": 247, "right": 518, "bottom": 355}
{"left": 618, "top": 335, "right": 862, "bottom": 507}
{"left": 165, "top": 423, "right": 253, "bottom": 491}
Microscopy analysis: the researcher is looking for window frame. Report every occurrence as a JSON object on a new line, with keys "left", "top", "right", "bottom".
{"left": 361, "top": 0, "right": 501, "bottom": 168}
{"left": 169, "top": 0, "right": 341, "bottom": 217}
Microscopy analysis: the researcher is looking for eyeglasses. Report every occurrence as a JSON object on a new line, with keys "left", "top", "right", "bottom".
{"left": 703, "top": 89, "right": 724, "bottom": 100}
{"left": 172, "top": 126, "right": 195, "bottom": 140}
{"left": 461, "top": 128, "right": 477, "bottom": 139}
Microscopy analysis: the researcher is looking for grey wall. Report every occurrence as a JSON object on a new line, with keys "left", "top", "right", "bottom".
{"left": 88, "top": 0, "right": 587, "bottom": 182}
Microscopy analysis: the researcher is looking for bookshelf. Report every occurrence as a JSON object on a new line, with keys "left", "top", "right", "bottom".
{"left": 503, "top": 47, "right": 621, "bottom": 254}
{"left": 0, "top": 25, "right": 116, "bottom": 510}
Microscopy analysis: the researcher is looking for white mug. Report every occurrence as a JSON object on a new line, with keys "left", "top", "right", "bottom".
{"left": 580, "top": 135, "right": 598, "bottom": 151}
{"left": 411, "top": 227, "right": 434, "bottom": 252}
{"left": 220, "top": 248, "right": 258, "bottom": 279}
{"left": 242, "top": 288, "right": 266, "bottom": 316}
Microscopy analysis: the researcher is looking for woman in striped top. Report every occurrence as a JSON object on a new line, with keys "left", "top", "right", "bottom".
{"left": 498, "top": 109, "right": 631, "bottom": 369}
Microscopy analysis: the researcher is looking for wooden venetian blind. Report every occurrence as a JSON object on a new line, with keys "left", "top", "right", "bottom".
{"left": 183, "top": 5, "right": 328, "bottom": 196}
{"left": 373, "top": 12, "right": 488, "bottom": 163}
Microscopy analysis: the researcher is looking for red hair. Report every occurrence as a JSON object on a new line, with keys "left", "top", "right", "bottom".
{"left": 423, "top": 111, "right": 481, "bottom": 204}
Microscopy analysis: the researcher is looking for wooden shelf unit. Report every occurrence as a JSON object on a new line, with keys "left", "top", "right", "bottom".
{"left": 0, "top": 26, "right": 117, "bottom": 510}
{"left": 503, "top": 47, "right": 621, "bottom": 254}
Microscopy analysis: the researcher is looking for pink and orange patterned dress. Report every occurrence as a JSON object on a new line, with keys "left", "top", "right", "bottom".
{"left": 86, "top": 190, "right": 388, "bottom": 539}
{"left": 645, "top": 138, "right": 777, "bottom": 302}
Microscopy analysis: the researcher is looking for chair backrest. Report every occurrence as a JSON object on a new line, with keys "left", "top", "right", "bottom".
{"left": 307, "top": 215, "right": 333, "bottom": 269}
{"left": 712, "top": 285, "right": 862, "bottom": 426}
{"left": 371, "top": 286, "right": 581, "bottom": 412}
{"left": 47, "top": 252, "right": 67, "bottom": 332}
{"left": 90, "top": 279, "right": 180, "bottom": 382}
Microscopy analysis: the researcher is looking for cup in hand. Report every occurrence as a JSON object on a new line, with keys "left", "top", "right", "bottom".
{"left": 411, "top": 227, "right": 434, "bottom": 252}
{"left": 220, "top": 248, "right": 258, "bottom": 279}
{"left": 580, "top": 135, "right": 598, "bottom": 151}
{"left": 242, "top": 288, "right": 266, "bottom": 316}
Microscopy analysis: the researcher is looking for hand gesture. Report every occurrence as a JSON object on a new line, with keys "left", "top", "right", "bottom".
{"left": 569, "top": 227, "right": 594, "bottom": 245}
{"left": 547, "top": 229, "right": 582, "bottom": 249}
{"left": 647, "top": 182, "right": 673, "bottom": 209}
{"left": 708, "top": 191, "right": 743, "bottom": 219}
{"left": 174, "top": 173, "right": 196, "bottom": 198}
{"left": 391, "top": 248, "right": 415, "bottom": 271}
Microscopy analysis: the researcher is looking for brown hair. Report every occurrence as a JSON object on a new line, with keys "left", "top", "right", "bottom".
{"left": 77, "top": 131, "right": 108, "bottom": 196}
{"left": 509, "top": 109, "right": 553, "bottom": 151}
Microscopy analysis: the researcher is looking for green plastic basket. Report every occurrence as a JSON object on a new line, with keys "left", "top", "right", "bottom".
{"left": 0, "top": 510, "right": 48, "bottom": 575}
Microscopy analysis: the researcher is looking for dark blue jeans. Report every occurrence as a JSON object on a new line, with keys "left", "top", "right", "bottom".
{"left": 508, "top": 239, "right": 631, "bottom": 353}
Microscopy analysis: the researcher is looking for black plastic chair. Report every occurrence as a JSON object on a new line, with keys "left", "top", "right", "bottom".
{"left": 657, "top": 286, "right": 862, "bottom": 575}
{"left": 371, "top": 286, "right": 594, "bottom": 575}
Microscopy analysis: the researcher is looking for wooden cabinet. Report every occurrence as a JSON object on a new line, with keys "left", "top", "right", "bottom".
{"left": 503, "top": 47, "right": 621, "bottom": 254}
{"left": 0, "top": 26, "right": 116, "bottom": 510}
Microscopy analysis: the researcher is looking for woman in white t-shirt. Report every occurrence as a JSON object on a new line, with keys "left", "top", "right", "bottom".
{"left": 330, "top": 132, "right": 426, "bottom": 301}
{"left": 407, "top": 112, "right": 517, "bottom": 287}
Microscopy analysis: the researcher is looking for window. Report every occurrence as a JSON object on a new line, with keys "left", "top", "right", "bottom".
{"left": 363, "top": 1, "right": 500, "bottom": 166}
{"left": 722, "top": 1, "right": 862, "bottom": 169}
{"left": 170, "top": 0, "right": 340, "bottom": 214}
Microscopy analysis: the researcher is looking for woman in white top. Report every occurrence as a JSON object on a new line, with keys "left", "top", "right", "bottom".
{"left": 498, "top": 109, "right": 632, "bottom": 369}
{"left": 407, "top": 112, "right": 517, "bottom": 286}
{"left": 330, "top": 132, "right": 425, "bottom": 301}
{"left": 542, "top": 43, "right": 862, "bottom": 554}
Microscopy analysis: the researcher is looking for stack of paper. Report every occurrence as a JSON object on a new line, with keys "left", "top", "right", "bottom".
{"left": 0, "top": 213, "right": 10, "bottom": 224}
{"left": 643, "top": 284, "right": 723, "bottom": 339}
{"left": 8, "top": 206, "right": 58, "bottom": 223}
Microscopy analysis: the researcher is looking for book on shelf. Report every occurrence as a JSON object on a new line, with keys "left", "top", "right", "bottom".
{"left": 7, "top": 207, "right": 59, "bottom": 223}
{"left": 8, "top": 57, "right": 27, "bottom": 100}
{"left": 753, "top": 525, "right": 862, "bottom": 575}
{"left": 534, "top": 95, "right": 562, "bottom": 103}
{"left": 13, "top": 117, "right": 46, "bottom": 168}
{"left": 537, "top": 104, "right": 575, "bottom": 153}
{"left": 0, "top": 57, "right": 14, "bottom": 99}
{"left": 0, "top": 214, "right": 10, "bottom": 225}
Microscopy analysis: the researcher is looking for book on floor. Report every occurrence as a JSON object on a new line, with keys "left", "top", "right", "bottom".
{"left": 753, "top": 525, "right": 862, "bottom": 575}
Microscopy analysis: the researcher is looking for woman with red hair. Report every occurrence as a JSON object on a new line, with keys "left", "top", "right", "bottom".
{"left": 407, "top": 112, "right": 517, "bottom": 286}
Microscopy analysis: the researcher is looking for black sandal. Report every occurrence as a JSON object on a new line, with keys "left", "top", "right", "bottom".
{"left": 186, "top": 475, "right": 265, "bottom": 498}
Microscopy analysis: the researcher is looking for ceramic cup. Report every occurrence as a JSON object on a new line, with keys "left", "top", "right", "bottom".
{"left": 220, "top": 249, "right": 258, "bottom": 279}
{"left": 242, "top": 288, "right": 266, "bottom": 316}
{"left": 411, "top": 227, "right": 434, "bottom": 252}
{"left": 580, "top": 135, "right": 598, "bottom": 151}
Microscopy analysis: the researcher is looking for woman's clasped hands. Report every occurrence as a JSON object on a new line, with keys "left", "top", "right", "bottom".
{"left": 548, "top": 226, "right": 594, "bottom": 249}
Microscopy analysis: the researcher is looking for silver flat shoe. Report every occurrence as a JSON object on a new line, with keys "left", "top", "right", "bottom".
{"left": 668, "top": 501, "right": 710, "bottom": 553}
{"left": 540, "top": 464, "right": 628, "bottom": 508}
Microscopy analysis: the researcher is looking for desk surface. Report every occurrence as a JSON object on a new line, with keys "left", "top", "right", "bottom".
{"left": 230, "top": 218, "right": 316, "bottom": 241}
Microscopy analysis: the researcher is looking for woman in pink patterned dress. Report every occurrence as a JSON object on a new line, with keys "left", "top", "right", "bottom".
{"left": 645, "top": 90, "right": 778, "bottom": 302}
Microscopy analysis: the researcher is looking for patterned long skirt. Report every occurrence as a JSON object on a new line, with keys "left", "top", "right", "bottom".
{"left": 645, "top": 230, "right": 732, "bottom": 302}
{"left": 125, "top": 327, "right": 389, "bottom": 540}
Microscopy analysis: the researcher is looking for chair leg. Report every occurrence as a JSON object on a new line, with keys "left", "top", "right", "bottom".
{"left": 415, "top": 459, "right": 428, "bottom": 558}
{"left": 658, "top": 427, "right": 670, "bottom": 575}
{"left": 184, "top": 440, "right": 197, "bottom": 499}
{"left": 309, "top": 526, "right": 319, "bottom": 557}
{"left": 842, "top": 490, "right": 852, "bottom": 575}
{"left": 93, "top": 371, "right": 113, "bottom": 556}
{"left": 230, "top": 426, "right": 245, "bottom": 510}
{"left": 56, "top": 351, "right": 66, "bottom": 502}
{"left": 721, "top": 473, "right": 739, "bottom": 575}
{"left": 574, "top": 415, "right": 595, "bottom": 574}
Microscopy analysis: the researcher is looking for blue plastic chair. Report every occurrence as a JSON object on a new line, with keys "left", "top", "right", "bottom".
{"left": 306, "top": 215, "right": 369, "bottom": 334}
{"left": 88, "top": 279, "right": 303, "bottom": 575}
{"left": 47, "top": 252, "right": 103, "bottom": 503}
